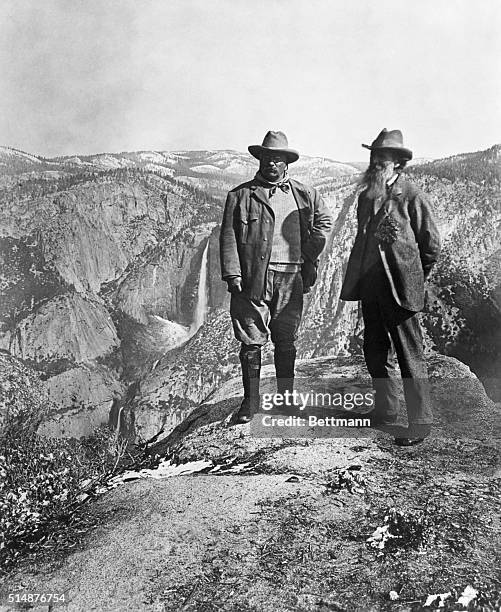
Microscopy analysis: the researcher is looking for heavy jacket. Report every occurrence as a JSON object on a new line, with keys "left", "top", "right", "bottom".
{"left": 340, "top": 175, "right": 441, "bottom": 312}
{"left": 220, "top": 177, "right": 333, "bottom": 300}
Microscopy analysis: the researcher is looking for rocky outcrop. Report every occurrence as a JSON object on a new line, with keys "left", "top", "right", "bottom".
{"left": 38, "top": 363, "right": 124, "bottom": 438}
{"left": 0, "top": 351, "right": 52, "bottom": 436}
{"left": 152, "top": 352, "right": 500, "bottom": 460}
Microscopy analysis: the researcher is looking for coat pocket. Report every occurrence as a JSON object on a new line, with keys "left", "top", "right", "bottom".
{"left": 240, "top": 213, "right": 259, "bottom": 244}
{"left": 247, "top": 214, "right": 260, "bottom": 243}
{"left": 239, "top": 217, "right": 249, "bottom": 244}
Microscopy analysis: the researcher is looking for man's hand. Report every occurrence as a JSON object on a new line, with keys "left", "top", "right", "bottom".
{"left": 301, "top": 260, "right": 317, "bottom": 293}
{"left": 226, "top": 276, "right": 243, "bottom": 294}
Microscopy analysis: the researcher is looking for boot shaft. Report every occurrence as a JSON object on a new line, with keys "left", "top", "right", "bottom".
{"left": 274, "top": 346, "right": 296, "bottom": 394}
{"left": 240, "top": 345, "right": 261, "bottom": 399}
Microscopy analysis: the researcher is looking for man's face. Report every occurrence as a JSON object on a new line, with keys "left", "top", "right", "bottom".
{"left": 259, "top": 152, "right": 288, "bottom": 182}
{"left": 370, "top": 149, "right": 399, "bottom": 171}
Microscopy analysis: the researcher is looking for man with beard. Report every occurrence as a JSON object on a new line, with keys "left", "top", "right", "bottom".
{"left": 220, "top": 131, "right": 332, "bottom": 425}
{"left": 340, "top": 129, "right": 441, "bottom": 445}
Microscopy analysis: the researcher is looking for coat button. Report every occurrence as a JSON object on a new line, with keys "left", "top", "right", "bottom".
{"left": 263, "top": 238, "right": 267, "bottom": 241}
{"left": 261, "top": 255, "right": 265, "bottom": 259}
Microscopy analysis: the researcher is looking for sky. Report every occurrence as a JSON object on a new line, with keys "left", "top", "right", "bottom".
{"left": 0, "top": 0, "right": 499, "bottom": 161}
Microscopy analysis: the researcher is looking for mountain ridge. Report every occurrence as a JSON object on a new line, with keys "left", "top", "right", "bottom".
{"left": 3, "top": 142, "right": 499, "bottom": 178}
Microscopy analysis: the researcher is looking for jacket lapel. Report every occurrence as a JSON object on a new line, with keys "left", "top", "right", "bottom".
{"left": 249, "top": 183, "right": 274, "bottom": 217}
{"left": 250, "top": 184, "right": 269, "bottom": 205}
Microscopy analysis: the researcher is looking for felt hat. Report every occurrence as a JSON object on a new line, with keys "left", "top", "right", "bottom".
{"left": 248, "top": 131, "right": 299, "bottom": 163}
{"left": 362, "top": 128, "right": 413, "bottom": 160}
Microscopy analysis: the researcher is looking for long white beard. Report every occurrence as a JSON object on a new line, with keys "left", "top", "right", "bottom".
{"left": 363, "top": 162, "right": 396, "bottom": 200}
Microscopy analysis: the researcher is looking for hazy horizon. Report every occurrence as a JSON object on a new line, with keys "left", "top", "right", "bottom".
{"left": 2, "top": 141, "right": 499, "bottom": 165}
{"left": 1, "top": 0, "right": 499, "bottom": 161}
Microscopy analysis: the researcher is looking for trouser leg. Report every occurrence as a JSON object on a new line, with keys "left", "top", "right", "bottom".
{"left": 228, "top": 291, "right": 269, "bottom": 424}
{"left": 269, "top": 271, "right": 303, "bottom": 396}
{"left": 386, "top": 308, "right": 433, "bottom": 426}
{"left": 229, "top": 292, "right": 269, "bottom": 346}
{"left": 361, "top": 298, "right": 400, "bottom": 423}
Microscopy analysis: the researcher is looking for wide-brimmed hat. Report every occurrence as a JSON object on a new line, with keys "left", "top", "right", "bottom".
{"left": 362, "top": 128, "right": 413, "bottom": 161}
{"left": 248, "top": 131, "right": 299, "bottom": 163}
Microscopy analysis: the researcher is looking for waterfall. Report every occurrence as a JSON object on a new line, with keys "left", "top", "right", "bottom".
{"left": 145, "top": 239, "right": 209, "bottom": 355}
{"left": 190, "top": 240, "right": 209, "bottom": 334}
{"left": 151, "top": 264, "right": 158, "bottom": 289}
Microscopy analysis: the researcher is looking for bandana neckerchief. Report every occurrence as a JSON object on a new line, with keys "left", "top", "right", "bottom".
{"left": 255, "top": 170, "right": 291, "bottom": 196}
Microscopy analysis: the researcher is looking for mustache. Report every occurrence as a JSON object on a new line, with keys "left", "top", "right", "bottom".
{"left": 360, "top": 162, "right": 394, "bottom": 185}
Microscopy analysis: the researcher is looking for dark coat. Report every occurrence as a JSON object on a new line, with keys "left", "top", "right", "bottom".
{"left": 219, "top": 177, "right": 333, "bottom": 300}
{"left": 340, "top": 176, "right": 441, "bottom": 312}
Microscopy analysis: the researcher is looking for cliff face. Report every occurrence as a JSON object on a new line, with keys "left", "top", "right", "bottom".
{"left": 0, "top": 155, "right": 228, "bottom": 437}
{"left": 113, "top": 224, "right": 216, "bottom": 325}
{"left": 297, "top": 183, "right": 361, "bottom": 357}
{"left": 38, "top": 363, "right": 124, "bottom": 438}
{"left": 409, "top": 150, "right": 501, "bottom": 398}
{"left": 0, "top": 351, "right": 52, "bottom": 436}
{"left": 131, "top": 309, "right": 237, "bottom": 442}
{"left": 2, "top": 180, "right": 161, "bottom": 292}
{"left": 1, "top": 293, "right": 119, "bottom": 366}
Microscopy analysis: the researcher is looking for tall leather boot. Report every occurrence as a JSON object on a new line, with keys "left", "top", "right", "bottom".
{"left": 230, "top": 344, "right": 261, "bottom": 425}
{"left": 274, "top": 345, "right": 299, "bottom": 414}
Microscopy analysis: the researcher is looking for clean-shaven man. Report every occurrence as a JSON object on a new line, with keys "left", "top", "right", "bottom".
{"left": 220, "top": 131, "right": 333, "bottom": 425}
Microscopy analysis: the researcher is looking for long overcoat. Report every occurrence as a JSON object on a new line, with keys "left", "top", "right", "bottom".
{"left": 340, "top": 176, "right": 441, "bottom": 312}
